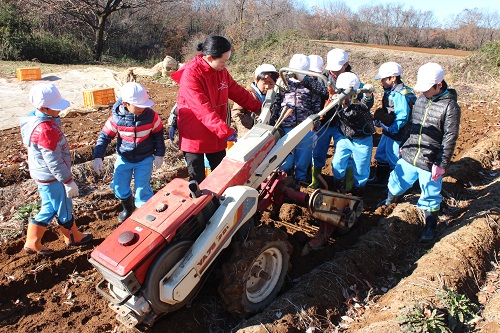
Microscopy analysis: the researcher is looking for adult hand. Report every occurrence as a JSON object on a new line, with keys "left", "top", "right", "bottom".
{"left": 153, "top": 156, "right": 163, "bottom": 169}
{"left": 226, "top": 132, "right": 237, "bottom": 142}
{"left": 431, "top": 164, "right": 446, "bottom": 181}
{"left": 168, "top": 125, "right": 176, "bottom": 141}
{"left": 94, "top": 158, "right": 103, "bottom": 175}
{"left": 64, "top": 180, "right": 79, "bottom": 198}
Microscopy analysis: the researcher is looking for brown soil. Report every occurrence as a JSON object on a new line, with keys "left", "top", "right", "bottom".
{"left": 1, "top": 44, "right": 500, "bottom": 333}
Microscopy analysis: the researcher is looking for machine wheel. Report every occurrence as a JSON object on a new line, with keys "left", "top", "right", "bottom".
{"left": 218, "top": 226, "right": 292, "bottom": 317}
{"left": 142, "top": 240, "right": 199, "bottom": 314}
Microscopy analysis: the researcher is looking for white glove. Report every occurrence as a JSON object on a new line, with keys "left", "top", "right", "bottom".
{"left": 64, "top": 180, "right": 79, "bottom": 198}
{"left": 296, "top": 73, "right": 305, "bottom": 81}
{"left": 94, "top": 158, "right": 103, "bottom": 175}
{"left": 363, "top": 84, "right": 375, "bottom": 93}
{"left": 153, "top": 156, "right": 163, "bottom": 169}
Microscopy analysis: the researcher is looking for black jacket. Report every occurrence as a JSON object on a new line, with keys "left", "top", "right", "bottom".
{"left": 400, "top": 88, "right": 461, "bottom": 172}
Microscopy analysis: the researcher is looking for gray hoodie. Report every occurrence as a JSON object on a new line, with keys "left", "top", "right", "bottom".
{"left": 20, "top": 110, "right": 73, "bottom": 184}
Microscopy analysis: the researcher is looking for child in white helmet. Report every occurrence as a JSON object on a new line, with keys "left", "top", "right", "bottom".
{"left": 368, "top": 62, "right": 416, "bottom": 188}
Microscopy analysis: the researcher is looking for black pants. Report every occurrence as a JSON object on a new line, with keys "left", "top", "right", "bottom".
{"left": 183, "top": 150, "right": 226, "bottom": 184}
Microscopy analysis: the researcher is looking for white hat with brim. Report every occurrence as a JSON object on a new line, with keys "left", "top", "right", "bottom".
{"left": 254, "top": 64, "right": 278, "bottom": 78}
{"left": 375, "top": 62, "right": 403, "bottom": 79}
{"left": 414, "top": 62, "right": 445, "bottom": 92}
{"left": 29, "top": 83, "right": 70, "bottom": 111}
{"left": 289, "top": 54, "right": 310, "bottom": 71}
{"left": 335, "top": 72, "right": 360, "bottom": 90}
{"left": 325, "top": 48, "right": 348, "bottom": 71}
{"left": 308, "top": 55, "right": 324, "bottom": 73}
{"left": 121, "top": 82, "right": 154, "bottom": 108}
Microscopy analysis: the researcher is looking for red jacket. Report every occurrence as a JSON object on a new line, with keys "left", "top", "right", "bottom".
{"left": 171, "top": 54, "right": 261, "bottom": 153}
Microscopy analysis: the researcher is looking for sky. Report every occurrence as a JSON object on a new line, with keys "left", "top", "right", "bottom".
{"left": 302, "top": 0, "right": 500, "bottom": 25}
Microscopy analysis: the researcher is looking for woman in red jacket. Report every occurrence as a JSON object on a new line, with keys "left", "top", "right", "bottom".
{"left": 171, "top": 36, "right": 262, "bottom": 184}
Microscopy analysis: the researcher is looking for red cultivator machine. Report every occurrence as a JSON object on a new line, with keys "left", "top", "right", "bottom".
{"left": 89, "top": 69, "right": 369, "bottom": 328}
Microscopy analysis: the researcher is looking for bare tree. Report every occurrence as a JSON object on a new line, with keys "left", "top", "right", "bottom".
{"left": 27, "top": 0, "right": 177, "bottom": 61}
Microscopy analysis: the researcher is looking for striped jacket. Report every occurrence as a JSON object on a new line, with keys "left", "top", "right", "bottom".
{"left": 94, "top": 99, "right": 166, "bottom": 162}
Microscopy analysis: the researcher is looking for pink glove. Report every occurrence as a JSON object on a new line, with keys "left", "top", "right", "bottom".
{"left": 431, "top": 164, "right": 445, "bottom": 181}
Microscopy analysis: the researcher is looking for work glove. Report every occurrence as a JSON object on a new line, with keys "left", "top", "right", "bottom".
{"left": 64, "top": 180, "right": 79, "bottom": 198}
{"left": 374, "top": 120, "right": 389, "bottom": 132}
{"left": 94, "top": 158, "right": 103, "bottom": 175}
{"left": 153, "top": 156, "right": 164, "bottom": 169}
{"left": 168, "top": 125, "right": 176, "bottom": 141}
{"left": 226, "top": 132, "right": 237, "bottom": 142}
{"left": 431, "top": 164, "right": 446, "bottom": 181}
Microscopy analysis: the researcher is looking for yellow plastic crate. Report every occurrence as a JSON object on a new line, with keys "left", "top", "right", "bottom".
{"left": 83, "top": 88, "right": 116, "bottom": 108}
{"left": 16, "top": 67, "right": 41, "bottom": 81}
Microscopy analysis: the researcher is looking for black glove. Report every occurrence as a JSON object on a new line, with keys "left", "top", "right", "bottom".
{"left": 168, "top": 125, "right": 176, "bottom": 141}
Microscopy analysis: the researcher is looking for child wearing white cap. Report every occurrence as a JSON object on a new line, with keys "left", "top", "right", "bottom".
{"left": 93, "top": 82, "right": 166, "bottom": 223}
{"left": 367, "top": 62, "right": 416, "bottom": 187}
{"left": 378, "top": 62, "right": 461, "bottom": 242}
{"left": 278, "top": 54, "right": 322, "bottom": 184}
{"left": 309, "top": 72, "right": 375, "bottom": 250}
{"left": 20, "top": 83, "right": 92, "bottom": 255}
{"left": 301, "top": 49, "right": 374, "bottom": 190}
{"left": 231, "top": 63, "right": 278, "bottom": 137}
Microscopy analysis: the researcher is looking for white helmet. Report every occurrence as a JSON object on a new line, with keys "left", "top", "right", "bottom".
{"left": 375, "top": 62, "right": 403, "bottom": 80}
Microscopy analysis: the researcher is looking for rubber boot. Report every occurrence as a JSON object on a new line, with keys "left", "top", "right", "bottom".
{"left": 420, "top": 211, "right": 438, "bottom": 242}
{"left": 60, "top": 218, "right": 93, "bottom": 246}
{"left": 345, "top": 167, "right": 354, "bottom": 193}
{"left": 350, "top": 186, "right": 365, "bottom": 198}
{"left": 118, "top": 195, "right": 135, "bottom": 223}
{"left": 23, "top": 220, "right": 54, "bottom": 255}
{"left": 308, "top": 166, "right": 322, "bottom": 189}
{"left": 333, "top": 178, "right": 346, "bottom": 193}
{"left": 376, "top": 192, "right": 400, "bottom": 208}
{"left": 367, "top": 162, "right": 390, "bottom": 187}
{"left": 309, "top": 222, "right": 336, "bottom": 250}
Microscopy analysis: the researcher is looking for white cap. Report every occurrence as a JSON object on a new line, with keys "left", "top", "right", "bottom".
{"left": 325, "top": 48, "right": 348, "bottom": 71}
{"left": 289, "top": 54, "right": 310, "bottom": 71}
{"left": 308, "top": 55, "right": 324, "bottom": 73}
{"left": 254, "top": 64, "right": 277, "bottom": 78}
{"left": 414, "top": 62, "right": 445, "bottom": 92}
{"left": 29, "top": 83, "right": 70, "bottom": 111}
{"left": 375, "top": 62, "right": 403, "bottom": 79}
{"left": 121, "top": 82, "right": 154, "bottom": 108}
{"left": 336, "top": 72, "right": 360, "bottom": 90}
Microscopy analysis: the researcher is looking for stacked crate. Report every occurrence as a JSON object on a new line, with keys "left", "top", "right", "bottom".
{"left": 16, "top": 67, "right": 42, "bottom": 81}
{"left": 83, "top": 88, "right": 116, "bottom": 108}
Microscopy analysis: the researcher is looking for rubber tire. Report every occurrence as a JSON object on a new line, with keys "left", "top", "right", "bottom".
{"left": 142, "top": 240, "right": 199, "bottom": 314}
{"left": 218, "top": 226, "right": 292, "bottom": 318}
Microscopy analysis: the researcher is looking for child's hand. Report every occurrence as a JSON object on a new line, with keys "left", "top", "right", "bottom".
{"left": 64, "top": 180, "right": 79, "bottom": 198}
{"left": 154, "top": 156, "right": 163, "bottom": 169}
{"left": 94, "top": 158, "right": 103, "bottom": 175}
{"left": 431, "top": 165, "right": 445, "bottom": 181}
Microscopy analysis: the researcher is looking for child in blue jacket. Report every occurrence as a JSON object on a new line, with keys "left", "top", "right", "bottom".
{"left": 21, "top": 83, "right": 92, "bottom": 255}
{"left": 94, "top": 82, "right": 166, "bottom": 223}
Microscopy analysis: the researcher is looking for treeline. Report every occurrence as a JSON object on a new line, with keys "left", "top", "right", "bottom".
{"left": 0, "top": 0, "right": 498, "bottom": 64}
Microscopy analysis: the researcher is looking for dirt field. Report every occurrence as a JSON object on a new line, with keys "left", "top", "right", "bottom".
{"left": 0, "top": 43, "right": 499, "bottom": 333}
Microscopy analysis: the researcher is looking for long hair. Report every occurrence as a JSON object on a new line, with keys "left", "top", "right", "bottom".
{"left": 197, "top": 36, "right": 231, "bottom": 59}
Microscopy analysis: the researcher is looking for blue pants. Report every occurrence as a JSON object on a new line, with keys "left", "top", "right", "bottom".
{"left": 34, "top": 181, "right": 73, "bottom": 227}
{"left": 374, "top": 134, "right": 401, "bottom": 169}
{"left": 332, "top": 135, "right": 373, "bottom": 188}
{"left": 111, "top": 155, "right": 154, "bottom": 208}
{"left": 280, "top": 127, "right": 314, "bottom": 181}
{"left": 312, "top": 126, "right": 341, "bottom": 168}
{"left": 388, "top": 159, "right": 442, "bottom": 212}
